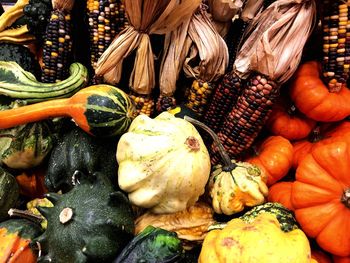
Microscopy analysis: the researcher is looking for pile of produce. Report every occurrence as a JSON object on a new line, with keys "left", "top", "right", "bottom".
{"left": 0, "top": 0, "right": 350, "bottom": 262}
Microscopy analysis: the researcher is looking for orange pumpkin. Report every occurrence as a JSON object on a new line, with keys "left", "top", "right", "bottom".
{"left": 245, "top": 136, "right": 293, "bottom": 186}
{"left": 292, "top": 121, "right": 350, "bottom": 169}
{"left": 333, "top": 255, "right": 350, "bottom": 263}
{"left": 311, "top": 249, "right": 332, "bottom": 263}
{"left": 266, "top": 96, "right": 316, "bottom": 140}
{"left": 0, "top": 219, "right": 42, "bottom": 263}
{"left": 291, "top": 140, "right": 350, "bottom": 256}
{"left": 268, "top": 182, "right": 294, "bottom": 211}
{"left": 289, "top": 61, "right": 350, "bottom": 122}
{"left": 15, "top": 165, "right": 47, "bottom": 198}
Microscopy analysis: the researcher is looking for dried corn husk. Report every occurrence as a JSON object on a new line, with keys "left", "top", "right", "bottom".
{"left": 95, "top": 0, "right": 201, "bottom": 95}
{"left": 135, "top": 202, "right": 215, "bottom": 249}
{"left": 208, "top": 0, "right": 243, "bottom": 22}
{"left": 240, "top": 0, "right": 265, "bottom": 21}
{"left": 234, "top": 0, "right": 316, "bottom": 83}
{"left": 183, "top": 6, "right": 229, "bottom": 83}
{"left": 53, "top": 0, "right": 75, "bottom": 11}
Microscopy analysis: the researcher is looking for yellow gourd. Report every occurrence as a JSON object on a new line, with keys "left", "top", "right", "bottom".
{"left": 199, "top": 213, "right": 312, "bottom": 263}
{"left": 117, "top": 112, "right": 211, "bottom": 214}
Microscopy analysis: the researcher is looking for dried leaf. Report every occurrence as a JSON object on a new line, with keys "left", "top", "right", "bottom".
{"left": 208, "top": 0, "right": 243, "bottom": 22}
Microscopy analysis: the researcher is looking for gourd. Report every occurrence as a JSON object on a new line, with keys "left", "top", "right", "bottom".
{"left": 0, "top": 61, "right": 88, "bottom": 103}
{"left": 15, "top": 165, "right": 47, "bottom": 198}
{"left": 245, "top": 135, "right": 294, "bottom": 186}
{"left": 117, "top": 112, "right": 211, "bottom": 214}
{"left": 183, "top": 117, "right": 268, "bottom": 216}
{"left": 33, "top": 171, "right": 135, "bottom": 263}
{"left": 0, "top": 85, "right": 137, "bottom": 137}
{"left": 113, "top": 226, "right": 184, "bottom": 263}
{"left": 0, "top": 119, "right": 54, "bottom": 169}
{"left": 240, "top": 202, "right": 298, "bottom": 232}
{"left": 45, "top": 124, "right": 119, "bottom": 193}
{"left": 0, "top": 218, "right": 43, "bottom": 263}
{"left": 198, "top": 213, "right": 312, "bottom": 263}
{"left": 135, "top": 202, "right": 215, "bottom": 248}
{"left": 0, "top": 167, "right": 19, "bottom": 221}
{"left": 268, "top": 182, "right": 295, "bottom": 211}
{"left": 289, "top": 61, "right": 350, "bottom": 122}
{"left": 291, "top": 140, "right": 350, "bottom": 257}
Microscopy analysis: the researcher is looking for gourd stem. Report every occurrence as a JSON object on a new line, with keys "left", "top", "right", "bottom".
{"left": 184, "top": 116, "right": 236, "bottom": 170}
{"left": 8, "top": 208, "right": 43, "bottom": 225}
{"left": 341, "top": 188, "right": 350, "bottom": 208}
{"left": 287, "top": 104, "right": 297, "bottom": 116}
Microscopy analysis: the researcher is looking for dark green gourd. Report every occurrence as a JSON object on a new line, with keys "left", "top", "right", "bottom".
{"left": 45, "top": 124, "right": 119, "bottom": 193}
{"left": 0, "top": 167, "right": 19, "bottom": 221}
{"left": 34, "top": 171, "right": 134, "bottom": 263}
{"left": 113, "top": 226, "right": 184, "bottom": 263}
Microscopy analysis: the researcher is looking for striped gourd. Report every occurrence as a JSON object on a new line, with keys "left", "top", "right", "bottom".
{"left": 0, "top": 61, "right": 88, "bottom": 103}
{"left": 0, "top": 85, "right": 136, "bottom": 137}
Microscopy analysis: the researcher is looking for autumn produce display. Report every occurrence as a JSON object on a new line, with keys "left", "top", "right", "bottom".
{"left": 1, "top": 0, "right": 350, "bottom": 262}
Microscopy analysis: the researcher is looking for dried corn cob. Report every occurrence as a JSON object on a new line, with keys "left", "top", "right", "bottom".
{"left": 41, "top": 0, "right": 74, "bottom": 83}
{"left": 211, "top": 74, "right": 279, "bottom": 164}
{"left": 322, "top": 0, "right": 349, "bottom": 92}
{"left": 203, "top": 72, "right": 243, "bottom": 134}
{"left": 156, "top": 94, "right": 176, "bottom": 113}
{"left": 185, "top": 79, "right": 216, "bottom": 117}
{"left": 87, "top": 0, "right": 128, "bottom": 70}
{"left": 129, "top": 92, "right": 155, "bottom": 116}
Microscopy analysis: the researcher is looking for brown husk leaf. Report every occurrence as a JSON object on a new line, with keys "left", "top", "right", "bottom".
{"left": 207, "top": 0, "right": 243, "bottom": 22}
{"left": 95, "top": 0, "right": 201, "bottom": 95}
{"left": 234, "top": 0, "right": 316, "bottom": 84}
{"left": 240, "top": 0, "right": 265, "bottom": 21}
{"left": 183, "top": 7, "right": 229, "bottom": 83}
{"left": 52, "top": 0, "right": 75, "bottom": 11}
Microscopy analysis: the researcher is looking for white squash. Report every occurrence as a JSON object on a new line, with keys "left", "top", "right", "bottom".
{"left": 117, "top": 112, "right": 211, "bottom": 214}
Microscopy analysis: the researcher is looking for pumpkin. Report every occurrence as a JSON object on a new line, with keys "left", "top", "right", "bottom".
{"left": 268, "top": 182, "right": 295, "bottom": 211}
{"left": 0, "top": 219, "right": 42, "bottom": 263}
{"left": 182, "top": 116, "right": 268, "bottom": 216}
{"left": 292, "top": 121, "right": 350, "bottom": 169}
{"left": 289, "top": 61, "right": 350, "bottom": 122}
{"left": 135, "top": 202, "right": 215, "bottom": 249}
{"left": 333, "top": 256, "right": 350, "bottom": 263}
{"left": 266, "top": 95, "right": 316, "bottom": 140}
{"left": 45, "top": 123, "right": 119, "bottom": 193}
{"left": 33, "top": 171, "right": 135, "bottom": 262}
{"left": 291, "top": 140, "right": 350, "bottom": 256}
{"left": 117, "top": 112, "right": 211, "bottom": 214}
{"left": 245, "top": 135, "right": 294, "bottom": 186}
{"left": 15, "top": 165, "right": 47, "bottom": 198}
{"left": 0, "top": 167, "right": 19, "bottom": 221}
{"left": 311, "top": 249, "right": 332, "bottom": 263}
{"left": 198, "top": 213, "right": 311, "bottom": 263}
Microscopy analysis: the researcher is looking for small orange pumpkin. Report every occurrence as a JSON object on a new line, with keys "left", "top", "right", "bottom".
{"left": 311, "top": 249, "right": 332, "bottom": 263}
{"left": 292, "top": 140, "right": 350, "bottom": 256}
{"left": 15, "top": 165, "right": 47, "bottom": 198}
{"left": 289, "top": 61, "right": 350, "bottom": 122}
{"left": 333, "top": 255, "right": 350, "bottom": 263}
{"left": 266, "top": 95, "right": 316, "bottom": 140}
{"left": 268, "top": 182, "right": 294, "bottom": 211}
{"left": 245, "top": 136, "right": 293, "bottom": 186}
{"left": 292, "top": 121, "right": 350, "bottom": 169}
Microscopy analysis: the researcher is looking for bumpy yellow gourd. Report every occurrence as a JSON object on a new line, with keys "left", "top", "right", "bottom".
{"left": 199, "top": 213, "right": 312, "bottom": 263}
{"left": 117, "top": 112, "right": 211, "bottom": 214}
{"left": 209, "top": 160, "right": 268, "bottom": 215}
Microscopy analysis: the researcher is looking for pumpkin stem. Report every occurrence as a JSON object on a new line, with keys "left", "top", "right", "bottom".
{"left": 287, "top": 104, "right": 297, "bottom": 116}
{"left": 184, "top": 116, "right": 236, "bottom": 170}
{"left": 308, "top": 125, "right": 322, "bottom": 142}
{"left": 8, "top": 208, "right": 43, "bottom": 225}
{"left": 59, "top": 207, "right": 73, "bottom": 224}
{"left": 341, "top": 189, "right": 350, "bottom": 208}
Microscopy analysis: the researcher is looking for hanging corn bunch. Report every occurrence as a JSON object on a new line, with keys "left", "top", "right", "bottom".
{"left": 95, "top": 0, "right": 201, "bottom": 116}
{"left": 156, "top": 18, "right": 192, "bottom": 113}
{"left": 41, "top": 0, "right": 75, "bottom": 83}
{"left": 86, "top": 0, "right": 128, "bottom": 71}
{"left": 321, "top": 0, "right": 350, "bottom": 92}
{"left": 182, "top": 6, "right": 228, "bottom": 117}
{"left": 210, "top": 0, "right": 316, "bottom": 164}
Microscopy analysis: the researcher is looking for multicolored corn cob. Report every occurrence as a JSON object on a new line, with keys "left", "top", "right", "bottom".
{"left": 203, "top": 72, "right": 243, "bottom": 134}
{"left": 129, "top": 92, "right": 155, "bottom": 116}
{"left": 184, "top": 79, "right": 216, "bottom": 117}
{"left": 322, "top": 0, "right": 350, "bottom": 92}
{"left": 210, "top": 74, "right": 279, "bottom": 164}
{"left": 156, "top": 94, "right": 176, "bottom": 113}
{"left": 87, "top": 0, "right": 128, "bottom": 70}
{"left": 41, "top": 0, "right": 74, "bottom": 83}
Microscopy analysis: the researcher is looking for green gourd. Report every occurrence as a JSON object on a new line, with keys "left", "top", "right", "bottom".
{"left": 33, "top": 171, "right": 135, "bottom": 263}
{"left": 0, "top": 167, "right": 19, "bottom": 221}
